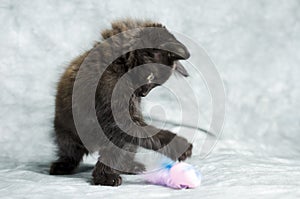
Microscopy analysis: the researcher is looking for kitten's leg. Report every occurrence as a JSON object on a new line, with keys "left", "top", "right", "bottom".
{"left": 92, "top": 147, "right": 122, "bottom": 186}
{"left": 50, "top": 132, "right": 88, "bottom": 175}
{"left": 92, "top": 145, "right": 145, "bottom": 186}
{"left": 129, "top": 127, "right": 193, "bottom": 162}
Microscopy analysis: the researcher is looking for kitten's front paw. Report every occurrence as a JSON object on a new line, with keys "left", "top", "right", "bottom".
{"left": 93, "top": 173, "right": 122, "bottom": 186}
{"left": 178, "top": 143, "right": 193, "bottom": 161}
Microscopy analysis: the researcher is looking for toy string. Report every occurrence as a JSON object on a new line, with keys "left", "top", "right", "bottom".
{"left": 144, "top": 116, "right": 216, "bottom": 138}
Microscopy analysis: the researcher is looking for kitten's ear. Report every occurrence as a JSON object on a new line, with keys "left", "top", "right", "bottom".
{"left": 174, "top": 61, "right": 189, "bottom": 77}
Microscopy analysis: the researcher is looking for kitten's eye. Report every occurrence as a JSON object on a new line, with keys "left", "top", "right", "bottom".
{"left": 168, "top": 52, "right": 177, "bottom": 60}
{"left": 147, "top": 73, "right": 154, "bottom": 82}
{"left": 147, "top": 52, "right": 155, "bottom": 58}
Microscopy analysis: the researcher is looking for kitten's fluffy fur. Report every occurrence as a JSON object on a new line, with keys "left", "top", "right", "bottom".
{"left": 50, "top": 19, "right": 193, "bottom": 186}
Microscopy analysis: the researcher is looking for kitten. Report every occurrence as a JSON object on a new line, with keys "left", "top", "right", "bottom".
{"left": 50, "top": 19, "right": 193, "bottom": 186}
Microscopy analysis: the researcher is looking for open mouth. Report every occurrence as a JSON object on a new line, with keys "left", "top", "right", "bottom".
{"left": 173, "top": 61, "right": 189, "bottom": 77}
{"left": 135, "top": 84, "right": 159, "bottom": 97}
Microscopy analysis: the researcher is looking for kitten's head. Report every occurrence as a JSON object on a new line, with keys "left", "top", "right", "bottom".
{"left": 102, "top": 19, "right": 190, "bottom": 97}
{"left": 130, "top": 28, "right": 190, "bottom": 97}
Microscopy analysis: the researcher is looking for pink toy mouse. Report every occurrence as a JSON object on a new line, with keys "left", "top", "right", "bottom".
{"left": 143, "top": 160, "right": 202, "bottom": 189}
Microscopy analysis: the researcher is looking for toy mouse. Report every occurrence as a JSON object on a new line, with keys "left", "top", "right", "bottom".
{"left": 143, "top": 160, "right": 202, "bottom": 189}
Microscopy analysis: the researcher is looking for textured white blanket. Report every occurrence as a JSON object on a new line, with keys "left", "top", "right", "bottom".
{"left": 1, "top": 0, "right": 299, "bottom": 198}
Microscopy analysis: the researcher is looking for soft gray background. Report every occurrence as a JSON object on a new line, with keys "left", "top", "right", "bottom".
{"left": 0, "top": 0, "right": 299, "bottom": 198}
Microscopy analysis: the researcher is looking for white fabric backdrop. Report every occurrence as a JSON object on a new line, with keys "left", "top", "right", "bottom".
{"left": 0, "top": 0, "right": 299, "bottom": 198}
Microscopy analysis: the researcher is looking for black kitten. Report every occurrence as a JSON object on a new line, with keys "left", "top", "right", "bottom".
{"left": 50, "top": 19, "right": 193, "bottom": 186}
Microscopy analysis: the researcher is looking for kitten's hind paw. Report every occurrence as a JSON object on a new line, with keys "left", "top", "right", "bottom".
{"left": 50, "top": 161, "right": 77, "bottom": 175}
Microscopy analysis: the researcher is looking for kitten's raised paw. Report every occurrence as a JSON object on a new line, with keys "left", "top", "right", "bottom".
{"left": 178, "top": 143, "right": 193, "bottom": 162}
{"left": 93, "top": 173, "right": 122, "bottom": 186}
